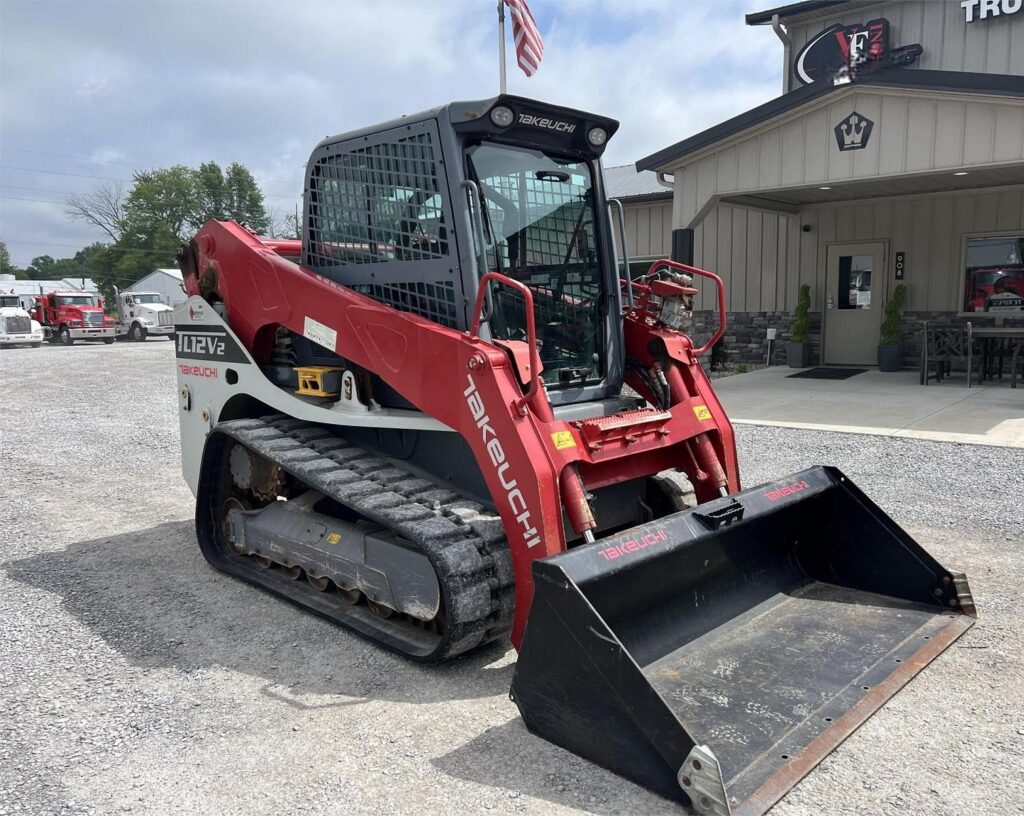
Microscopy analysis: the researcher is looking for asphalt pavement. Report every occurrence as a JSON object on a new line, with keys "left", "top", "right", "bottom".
{"left": 1, "top": 340, "right": 1021, "bottom": 816}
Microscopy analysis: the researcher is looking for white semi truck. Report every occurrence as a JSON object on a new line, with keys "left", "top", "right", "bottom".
{"left": 114, "top": 288, "right": 175, "bottom": 341}
{"left": 0, "top": 294, "right": 43, "bottom": 348}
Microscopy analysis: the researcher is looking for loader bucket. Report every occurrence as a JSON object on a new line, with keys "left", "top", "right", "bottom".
{"left": 511, "top": 466, "right": 975, "bottom": 816}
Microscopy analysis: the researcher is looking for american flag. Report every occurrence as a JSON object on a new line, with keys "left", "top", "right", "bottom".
{"left": 504, "top": 0, "right": 544, "bottom": 77}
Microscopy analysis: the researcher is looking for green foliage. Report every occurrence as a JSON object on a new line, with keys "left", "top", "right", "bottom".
{"left": 880, "top": 283, "right": 907, "bottom": 346}
{"left": 735, "top": 363, "right": 750, "bottom": 374}
{"left": 55, "top": 160, "right": 272, "bottom": 299}
{"left": 791, "top": 283, "right": 812, "bottom": 344}
{"left": 0, "top": 240, "right": 25, "bottom": 279}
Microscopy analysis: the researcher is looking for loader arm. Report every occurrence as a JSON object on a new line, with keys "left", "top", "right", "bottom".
{"left": 181, "top": 220, "right": 741, "bottom": 645}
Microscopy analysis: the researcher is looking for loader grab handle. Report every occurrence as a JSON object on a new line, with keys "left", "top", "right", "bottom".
{"left": 645, "top": 259, "right": 727, "bottom": 357}
{"left": 470, "top": 271, "right": 542, "bottom": 413}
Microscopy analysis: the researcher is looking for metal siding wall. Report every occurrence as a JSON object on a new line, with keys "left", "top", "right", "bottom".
{"left": 802, "top": 188, "right": 1024, "bottom": 313}
{"left": 687, "top": 205, "right": 796, "bottom": 313}
{"left": 623, "top": 201, "right": 673, "bottom": 258}
{"left": 934, "top": 100, "right": 968, "bottom": 167}
{"left": 747, "top": 211, "right": 763, "bottom": 309}
{"left": 673, "top": 93, "right": 1023, "bottom": 199}
{"left": 786, "top": 1, "right": 1024, "bottom": 80}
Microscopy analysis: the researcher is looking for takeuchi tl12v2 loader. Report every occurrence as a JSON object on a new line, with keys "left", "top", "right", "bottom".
{"left": 174, "top": 96, "right": 976, "bottom": 815}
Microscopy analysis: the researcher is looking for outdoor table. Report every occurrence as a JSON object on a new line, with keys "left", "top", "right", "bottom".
{"left": 967, "top": 324, "right": 1024, "bottom": 389}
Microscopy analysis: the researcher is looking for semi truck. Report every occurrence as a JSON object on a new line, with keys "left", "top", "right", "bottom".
{"left": 113, "top": 287, "right": 175, "bottom": 341}
{"left": 31, "top": 291, "right": 115, "bottom": 345}
{"left": 0, "top": 294, "right": 43, "bottom": 348}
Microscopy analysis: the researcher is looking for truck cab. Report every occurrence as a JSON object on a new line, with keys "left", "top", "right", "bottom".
{"left": 0, "top": 294, "right": 43, "bottom": 348}
{"left": 114, "top": 289, "right": 175, "bottom": 341}
{"left": 33, "top": 291, "right": 115, "bottom": 345}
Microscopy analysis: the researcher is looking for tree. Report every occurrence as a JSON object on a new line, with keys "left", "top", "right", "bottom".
{"left": 56, "top": 160, "right": 272, "bottom": 299}
{"left": 0, "top": 240, "right": 25, "bottom": 279}
{"left": 123, "top": 165, "right": 203, "bottom": 242}
{"left": 196, "top": 161, "right": 227, "bottom": 225}
{"left": 267, "top": 208, "right": 302, "bottom": 239}
{"left": 65, "top": 182, "right": 126, "bottom": 242}
{"left": 26, "top": 255, "right": 61, "bottom": 279}
{"left": 224, "top": 162, "right": 270, "bottom": 233}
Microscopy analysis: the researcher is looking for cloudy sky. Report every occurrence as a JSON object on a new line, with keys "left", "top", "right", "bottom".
{"left": 0, "top": 0, "right": 781, "bottom": 266}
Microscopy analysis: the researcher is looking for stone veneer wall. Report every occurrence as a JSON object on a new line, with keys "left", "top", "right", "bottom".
{"left": 688, "top": 310, "right": 1023, "bottom": 369}
{"left": 688, "top": 310, "right": 823, "bottom": 367}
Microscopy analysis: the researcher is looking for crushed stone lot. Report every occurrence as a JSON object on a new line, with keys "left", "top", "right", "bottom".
{"left": 1, "top": 340, "right": 1022, "bottom": 816}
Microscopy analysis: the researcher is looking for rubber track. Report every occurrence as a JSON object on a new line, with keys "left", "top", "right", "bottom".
{"left": 214, "top": 415, "right": 515, "bottom": 660}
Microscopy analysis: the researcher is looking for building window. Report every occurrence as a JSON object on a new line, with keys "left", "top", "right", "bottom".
{"left": 962, "top": 236, "right": 1024, "bottom": 314}
{"left": 627, "top": 258, "right": 663, "bottom": 279}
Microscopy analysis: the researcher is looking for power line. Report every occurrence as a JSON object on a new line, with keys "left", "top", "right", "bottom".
{"left": 0, "top": 171, "right": 302, "bottom": 201}
{"left": 0, "top": 146, "right": 146, "bottom": 170}
{"left": 2, "top": 239, "right": 179, "bottom": 255}
{"left": 0, "top": 164, "right": 133, "bottom": 182}
{"left": 1, "top": 185, "right": 76, "bottom": 195}
{"left": 1, "top": 195, "right": 66, "bottom": 205}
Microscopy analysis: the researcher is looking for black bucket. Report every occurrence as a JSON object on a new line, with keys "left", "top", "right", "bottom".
{"left": 511, "top": 466, "right": 975, "bottom": 816}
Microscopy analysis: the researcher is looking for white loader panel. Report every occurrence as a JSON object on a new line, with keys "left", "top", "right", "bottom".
{"left": 173, "top": 296, "right": 451, "bottom": 496}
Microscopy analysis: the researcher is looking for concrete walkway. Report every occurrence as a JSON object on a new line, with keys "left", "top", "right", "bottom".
{"left": 713, "top": 367, "right": 1024, "bottom": 448}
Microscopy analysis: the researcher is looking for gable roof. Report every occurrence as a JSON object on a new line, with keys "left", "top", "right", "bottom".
{"left": 603, "top": 165, "right": 670, "bottom": 201}
{"left": 636, "top": 70, "right": 1024, "bottom": 173}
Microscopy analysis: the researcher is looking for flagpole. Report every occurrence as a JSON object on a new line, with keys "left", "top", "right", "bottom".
{"left": 497, "top": 0, "right": 507, "bottom": 94}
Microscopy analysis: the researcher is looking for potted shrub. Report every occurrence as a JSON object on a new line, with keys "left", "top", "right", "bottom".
{"left": 878, "top": 283, "right": 907, "bottom": 372}
{"left": 787, "top": 284, "right": 812, "bottom": 368}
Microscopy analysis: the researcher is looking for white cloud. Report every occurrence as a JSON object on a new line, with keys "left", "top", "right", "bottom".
{"left": 0, "top": 0, "right": 781, "bottom": 265}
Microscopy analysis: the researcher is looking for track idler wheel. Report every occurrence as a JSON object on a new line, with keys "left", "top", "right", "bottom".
{"left": 368, "top": 600, "right": 395, "bottom": 619}
{"left": 306, "top": 573, "right": 331, "bottom": 591}
{"left": 337, "top": 585, "right": 362, "bottom": 605}
{"left": 221, "top": 497, "right": 250, "bottom": 554}
{"left": 229, "top": 443, "right": 285, "bottom": 500}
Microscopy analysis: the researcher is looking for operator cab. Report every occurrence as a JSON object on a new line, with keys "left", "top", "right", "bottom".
{"left": 303, "top": 96, "right": 625, "bottom": 408}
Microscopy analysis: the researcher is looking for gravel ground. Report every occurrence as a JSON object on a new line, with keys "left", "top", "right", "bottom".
{"left": 1, "top": 341, "right": 1021, "bottom": 816}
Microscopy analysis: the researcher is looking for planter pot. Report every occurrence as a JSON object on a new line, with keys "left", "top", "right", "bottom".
{"left": 878, "top": 344, "right": 902, "bottom": 372}
{"left": 787, "top": 341, "right": 811, "bottom": 368}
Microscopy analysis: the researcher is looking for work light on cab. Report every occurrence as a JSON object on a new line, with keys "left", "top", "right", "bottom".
{"left": 490, "top": 105, "right": 514, "bottom": 127}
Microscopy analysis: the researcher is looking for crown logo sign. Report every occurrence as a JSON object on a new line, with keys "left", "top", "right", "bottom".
{"left": 834, "top": 111, "right": 874, "bottom": 152}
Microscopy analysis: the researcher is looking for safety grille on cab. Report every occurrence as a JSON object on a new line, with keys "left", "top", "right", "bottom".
{"left": 305, "top": 132, "right": 449, "bottom": 268}
{"left": 352, "top": 280, "right": 458, "bottom": 329}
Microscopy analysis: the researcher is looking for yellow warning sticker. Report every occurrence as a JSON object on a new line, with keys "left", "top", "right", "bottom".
{"left": 693, "top": 405, "right": 712, "bottom": 421}
{"left": 326, "top": 532, "right": 342, "bottom": 545}
{"left": 551, "top": 431, "right": 577, "bottom": 450}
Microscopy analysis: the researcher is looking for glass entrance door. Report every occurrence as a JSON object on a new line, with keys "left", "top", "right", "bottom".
{"left": 824, "top": 242, "right": 886, "bottom": 366}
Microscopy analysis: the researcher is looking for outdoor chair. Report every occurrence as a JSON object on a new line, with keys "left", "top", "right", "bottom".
{"left": 919, "top": 321, "right": 968, "bottom": 386}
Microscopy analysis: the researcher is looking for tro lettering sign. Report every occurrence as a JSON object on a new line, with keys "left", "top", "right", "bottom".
{"left": 962, "top": 0, "right": 1023, "bottom": 22}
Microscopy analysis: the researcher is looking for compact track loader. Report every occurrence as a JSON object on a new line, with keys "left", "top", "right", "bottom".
{"left": 174, "top": 95, "right": 975, "bottom": 815}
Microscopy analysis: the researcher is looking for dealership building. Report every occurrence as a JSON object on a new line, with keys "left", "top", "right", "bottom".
{"left": 625, "top": 0, "right": 1024, "bottom": 366}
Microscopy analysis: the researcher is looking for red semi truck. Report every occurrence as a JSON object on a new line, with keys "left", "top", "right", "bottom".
{"left": 31, "top": 291, "right": 115, "bottom": 345}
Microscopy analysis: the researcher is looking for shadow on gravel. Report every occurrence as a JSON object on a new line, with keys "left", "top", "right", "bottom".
{"left": 433, "top": 718, "right": 665, "bottom": 815}
{"left": 3, "top": 520, "right": 513, "bottom": 704}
